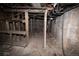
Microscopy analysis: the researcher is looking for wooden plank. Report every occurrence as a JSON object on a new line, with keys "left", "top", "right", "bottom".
{"left": 25, "top": 11, "right": 29, "bottom": 39}
{"left": 44, "top": 10, "right": 48, "bottom": 48}
{"left": 5, "top": 9, "right": 26, "bottom": 12}
{"left": 13, "top": 22, "right": 15, "bottom": 31}
{"left": 8, "top": 7, "right": 46, "bottom": 9}
{"left": 4, "top": 9, "right": 45, "bottom": 13}
{"left": 0, "top": 31, "right": 26, "bottom": 35}
{"left": 6, "top": 21, "right": 9, "bottom": 31}
{"left": 30, "top": 19, "right": 32, "bottom": 33}
{"left": 30, "top": 9, "right": 45, "bottom": 13}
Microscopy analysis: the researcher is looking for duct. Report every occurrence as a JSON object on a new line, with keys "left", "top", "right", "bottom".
{"left": 32, "top": 3, "right": 41, "bottom": 8}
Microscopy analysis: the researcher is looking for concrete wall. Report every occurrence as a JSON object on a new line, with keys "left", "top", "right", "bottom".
{"left": 29, "top": 19, "right": 44, "bottom": 33}
{"left": 52, "top": 7, "right": 79, "bottom": 55}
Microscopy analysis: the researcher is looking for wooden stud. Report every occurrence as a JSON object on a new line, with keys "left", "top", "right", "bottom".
{"left": 25, "top": 11, "right": 29, "bottom": 39}
{"left": 44, "top": 10, "right": 48, "bottom": 48}
{"left": 6, "top": 21, "right": 9, "bottom": 31}
{"left": 30, "top": 19, "right": 32, "bottom": 33}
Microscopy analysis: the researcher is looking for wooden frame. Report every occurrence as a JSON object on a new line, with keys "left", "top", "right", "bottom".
{"left": 4, "top": 8, "right": 48, "bottom": 48}
{"left": 25, "top": 11, "right": 29, "bottom": 40}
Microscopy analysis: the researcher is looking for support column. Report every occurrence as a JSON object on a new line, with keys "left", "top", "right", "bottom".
{"left": 25, "top": 11, "right": 29, "bottom": 40}
{"left": 44, "top": 10, "right": 48, "bottom": 48}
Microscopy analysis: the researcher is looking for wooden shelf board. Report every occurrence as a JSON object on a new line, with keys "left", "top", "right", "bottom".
{"left": 0, "top": 31, "right": 26, "bottom": 35}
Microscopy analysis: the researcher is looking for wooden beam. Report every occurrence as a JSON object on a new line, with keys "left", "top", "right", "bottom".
{"left": 0, "top": 31, "right": 26, "bottom": 35}
{"left": 28, "top": 10, "right": 45, "bottom": 13}
{"left": 44, "top": 10, "right": 48, "bottom": 48}
{"left": 25, "top": 11, "right": 29, "bottom": 39}
{"left": 6, "top": 7, "right": 46, "bottom": 10}
{"left": 4, "top": 9, "right": 45, "bottom": 13}
{"left": 5, "top": 9, "right": 26, "bottom": 12}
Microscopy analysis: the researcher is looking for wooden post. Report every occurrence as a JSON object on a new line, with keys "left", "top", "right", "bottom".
{"left": 25, "top": 11, "right": 29, "bottom": 40}
{"left": 30, "top": 19, "right": 32, "bottom": 33}
{"left": 44, "top": 10, "right": 48, "bottom": 48}
{"left": 6, "top": 21, "right": 9, "bottom": 31}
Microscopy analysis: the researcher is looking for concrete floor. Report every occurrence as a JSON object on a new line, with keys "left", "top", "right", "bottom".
{"left": 0, "top": 33, "right": 63, "bottom": 56}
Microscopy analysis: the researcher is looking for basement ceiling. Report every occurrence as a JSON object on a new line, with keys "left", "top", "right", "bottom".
{"left": 0, "top": 3, "right": 79, "bottom": 18}
{"left": 0, "top": 3, "right": 54, "bottom": 8}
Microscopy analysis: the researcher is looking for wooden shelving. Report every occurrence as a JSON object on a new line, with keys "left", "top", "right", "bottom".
{"left": 0, "top": 19, "right": 25, "bottom": 22}
{"left": 0, "top": 11, "right": 28, "bottom": 47}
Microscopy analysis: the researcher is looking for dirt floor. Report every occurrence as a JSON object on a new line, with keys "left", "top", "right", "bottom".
{"left": 0, "top": 33, "right": 63, "bottom": 56}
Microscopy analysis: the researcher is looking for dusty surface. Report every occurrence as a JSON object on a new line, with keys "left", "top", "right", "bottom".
{"left": 0, "top": 33, "right": 63, "bottom": 56}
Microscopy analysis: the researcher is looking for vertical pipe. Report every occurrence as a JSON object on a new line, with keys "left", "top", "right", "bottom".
{"left": 44, "top": 10, "right": 48, "bottom": 48}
